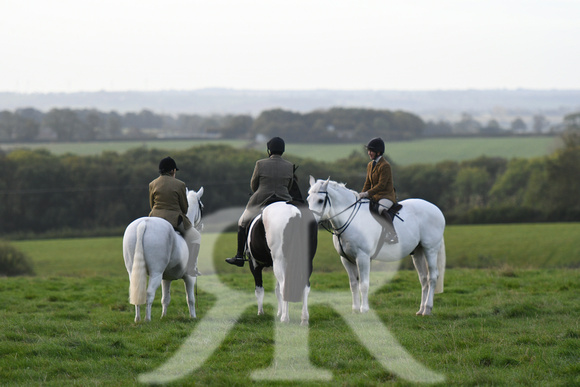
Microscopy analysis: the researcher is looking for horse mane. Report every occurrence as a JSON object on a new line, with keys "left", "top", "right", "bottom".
{"left": 314, "top": 179, "right": 358, "bottom": 196}
{"left": 332, "top": 180, "right": 356, "bottom": 192}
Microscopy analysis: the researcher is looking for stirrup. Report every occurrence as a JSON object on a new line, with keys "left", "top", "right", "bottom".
{"left": 225, "top": 255, "right": 246, "bottom": 267}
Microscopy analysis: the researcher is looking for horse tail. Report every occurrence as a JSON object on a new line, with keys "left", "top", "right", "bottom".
{"left": 282, "top": 210, "right": 317, "bottom": 302}
{"left": 129, "top": 221, "right": 148, "bottom": 305}
{"left": 435, "top": 237, "right": 446, "bottom": 294}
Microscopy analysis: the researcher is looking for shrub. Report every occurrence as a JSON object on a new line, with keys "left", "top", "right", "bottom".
{"left": 0, "top": 241, "right": 35, "bottom": 276}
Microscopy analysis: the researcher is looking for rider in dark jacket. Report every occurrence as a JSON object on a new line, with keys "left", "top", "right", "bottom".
{"left": 225, "top": 137, "right": 294, "bottom": 267}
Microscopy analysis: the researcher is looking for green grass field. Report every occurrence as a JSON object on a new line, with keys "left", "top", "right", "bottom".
{"left": 1, "top": 136, "right": 561, "bottom": 165}
{"left": 2, "top": 223, "right": 579, "bottom": 386}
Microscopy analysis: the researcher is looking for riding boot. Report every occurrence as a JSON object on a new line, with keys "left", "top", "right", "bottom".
{"left": 186, "top": 243, "right": 201, "bottom": 276}
{"left": 179, "top": 225, "right": 202, "bottom": 276}
{"left": 381, "top": 211, "right": 399, "bottom": 244}
{"left": 225, "top": 226, "right": 247, "bottom": 267}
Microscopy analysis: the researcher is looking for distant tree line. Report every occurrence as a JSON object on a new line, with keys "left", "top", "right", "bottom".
{"left": 1, "top": 107, "right": 568, "bottom": 144}
{"left": 1, "top": 126, "right": 579, "bottom": 238}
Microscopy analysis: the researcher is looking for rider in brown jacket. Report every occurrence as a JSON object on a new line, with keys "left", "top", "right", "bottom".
{"left": 149, "top": 157, "right": 201, "bottom": 276}
{"left": 358, "top": 137, "right": 398, "bottom": 244}
{"left": 226, "top": 137, "right": 294, "bottom": 267}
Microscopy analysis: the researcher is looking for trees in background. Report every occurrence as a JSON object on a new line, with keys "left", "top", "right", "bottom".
{"left": 1, "top": 133, "right": 579, "bottom": 237}
{"left": 0, "top": 106, "right": 567, "bottom": 143}
{"left": 0, "top": 107, "right": 425, "bottom": 143}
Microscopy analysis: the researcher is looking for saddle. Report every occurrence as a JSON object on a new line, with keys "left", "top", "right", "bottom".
{"left": 369, "top": 200, "right": 402, "bottom": 222}
{"left": 245, "top": 214, "right": 273, "bottom": 266}
{"left": 369, "top": 200, "right": 402, "bottom": 250}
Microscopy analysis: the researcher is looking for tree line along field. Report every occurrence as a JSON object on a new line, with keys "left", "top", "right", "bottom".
{"left": 0, "top": 136, "right": 560, "bottom": 165}
{"left": 2, "top": 223, "right": 578, "bottom": 385}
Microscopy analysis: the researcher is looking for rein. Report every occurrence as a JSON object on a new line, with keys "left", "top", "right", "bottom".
{"left": 319, "top": 196, "right": 364, "bottom": 237}
{"left": 315, "top": 189, "right": 366, "bottom": 263}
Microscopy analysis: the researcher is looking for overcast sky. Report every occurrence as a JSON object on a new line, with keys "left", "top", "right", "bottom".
{"left": 1, "top": 0, "right": 579, "bottom": 93}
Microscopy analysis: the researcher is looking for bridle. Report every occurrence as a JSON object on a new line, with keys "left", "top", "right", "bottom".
{"left": 192, "top": 199, "right": 204, "bottom": 229}
{"left": 311, "top": 188, "right": 366, "bottom": 264}
{"left": 312, "top": 190, "right": 365, "bottom": 238}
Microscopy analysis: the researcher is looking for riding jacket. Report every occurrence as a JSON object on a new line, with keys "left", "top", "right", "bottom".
{"left": 239, "top": 154, "right": 294, "bottom": 227}
{"left": 362, "top": 156, "right": 397, "bottom": 204}
{"left": 149, "top": 173, "right": 192, "bottom": 229}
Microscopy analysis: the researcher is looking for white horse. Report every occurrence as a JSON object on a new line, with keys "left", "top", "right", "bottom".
{"left": 307, "top": 177, "right": 446, "bottom": 316}
{"left": 246, "top": 201, "right": 318, "bottom": 325}
{"left": 123, "top": 187, "right": 204, "bottom": 322}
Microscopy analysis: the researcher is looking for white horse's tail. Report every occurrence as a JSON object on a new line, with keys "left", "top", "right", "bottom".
{"left": 129, "top": 221, "right": 148, "bottom": 305}
{"left": 281, "top": 212, "right": 316, "bottom": 302}
{"left": 435, "top": 237, "right": 446, "bottom": 294}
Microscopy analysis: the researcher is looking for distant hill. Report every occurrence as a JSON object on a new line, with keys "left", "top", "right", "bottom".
{"left": 1, "top": 89, "right": 579, "bottom": 119}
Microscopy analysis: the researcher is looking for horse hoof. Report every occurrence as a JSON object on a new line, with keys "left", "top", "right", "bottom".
{"left": 301, "top": 320, "right": 309, "bottom": 326}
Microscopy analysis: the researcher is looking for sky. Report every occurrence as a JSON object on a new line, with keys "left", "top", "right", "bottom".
{"left": 1, "top": 0, "right": 579, "bottom": 93}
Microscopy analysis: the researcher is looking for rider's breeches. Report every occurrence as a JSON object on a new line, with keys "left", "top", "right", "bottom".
{"left": 238, "top": 206, "right": 260, "bottom": 228}
{"left": 177, "top": 224, "right": 201, "bottom": 276}
{"left": 378, "top": 198, "right": 394, "bottom": 215}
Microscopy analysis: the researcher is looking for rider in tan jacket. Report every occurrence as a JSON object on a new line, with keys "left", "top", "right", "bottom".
{"left": 149, "top": 157, "right": 201, "bottom": 276}
{"left": 358, "top": 137, "right": 398, "bottom": 244}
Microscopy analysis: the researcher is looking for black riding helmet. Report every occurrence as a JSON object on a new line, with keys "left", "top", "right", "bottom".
{"left": 365, "top": 137, "right": 385, "bottom": 155}
{"left": 159, "top": 157, "right": 179, "bottom": 174}
{"left": 267, "top": 137, "right": 285, "bottom": 155}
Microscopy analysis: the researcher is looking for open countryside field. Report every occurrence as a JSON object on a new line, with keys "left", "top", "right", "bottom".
{"left": 2, "top": 223, "right": 579, "bottom": 385}
{"left": 0, "top": 136, "right": 561, "bottom": 165}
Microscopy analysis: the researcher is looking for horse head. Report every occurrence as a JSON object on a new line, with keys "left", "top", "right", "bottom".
{"left": 307, "top": 176, "right": 334, "bottom": 221}
{"left": 187, "top": 187, "right": 204, "bottom": 231}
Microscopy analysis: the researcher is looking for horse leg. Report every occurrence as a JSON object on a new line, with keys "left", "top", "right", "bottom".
{"left": 422, "top": 246, "right": 440, "bottom": 316}
{"left": 356, "top": 257, "right": 371, "bottom": 313}
{"left": 275, "top": 281, "right": 282, "bottom": 318}
{"left": 341, "top": 256, "right": 361, "bottom": 313}
{"left": 183, "top": 275, "right": 197, "bottom": 318}
{"left": 134, "top": 305, "right": 141, "bottom": 323}
{"left": 275, "top": 281, "right": 290, "bottom": 323}
{"left": 411, "top": 248, "right": 429, "bottom": 316}
{"left": 301, "top": 286, "right": 310, "bottom": 326}
{"left": 145, "top": 274, "right": 163, "bottom": 322}
{"left": 161, "top": 280, "right": 171, "bottom": 318}
{"left": 280, "top": 299, "right": 290, "bottom": 323}
{"left": 250, "top": 262, "right": 265, "bottom": 316}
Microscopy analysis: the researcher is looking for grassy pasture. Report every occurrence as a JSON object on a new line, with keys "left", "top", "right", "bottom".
{"left": 0, "top": 136, "right": 560, "bottom": 165}
{"left": 2, "top": 223, "right": 579, "bottom": 386}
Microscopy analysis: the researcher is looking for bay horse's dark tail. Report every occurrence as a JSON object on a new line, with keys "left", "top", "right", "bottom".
{"left": 282, "top": 208, "right": 317, "bottom": 302}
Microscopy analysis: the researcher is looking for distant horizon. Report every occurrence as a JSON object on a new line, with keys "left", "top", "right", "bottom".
{"left": 3, "top": 87, "right": 580, "bottom": 95}
{"left": 1, "top": 89, "right": 579, "bottom": 119}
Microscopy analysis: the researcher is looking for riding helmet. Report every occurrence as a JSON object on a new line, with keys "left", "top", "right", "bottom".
{"left": 267, "top": 137, "right": 285, "bottom": 155}
{"left": 366, "top": 137, "right": 385, "bottom": 155}
{"left": 159, "top": 156, "right": 179, "bottom": 173}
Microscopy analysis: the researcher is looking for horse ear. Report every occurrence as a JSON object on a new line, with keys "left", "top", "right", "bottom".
{"left": 198, "top": 187, "right": 204, "bottom": 198}
{"left": 309, "top": 175, "right": 316, "bottom": 186}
